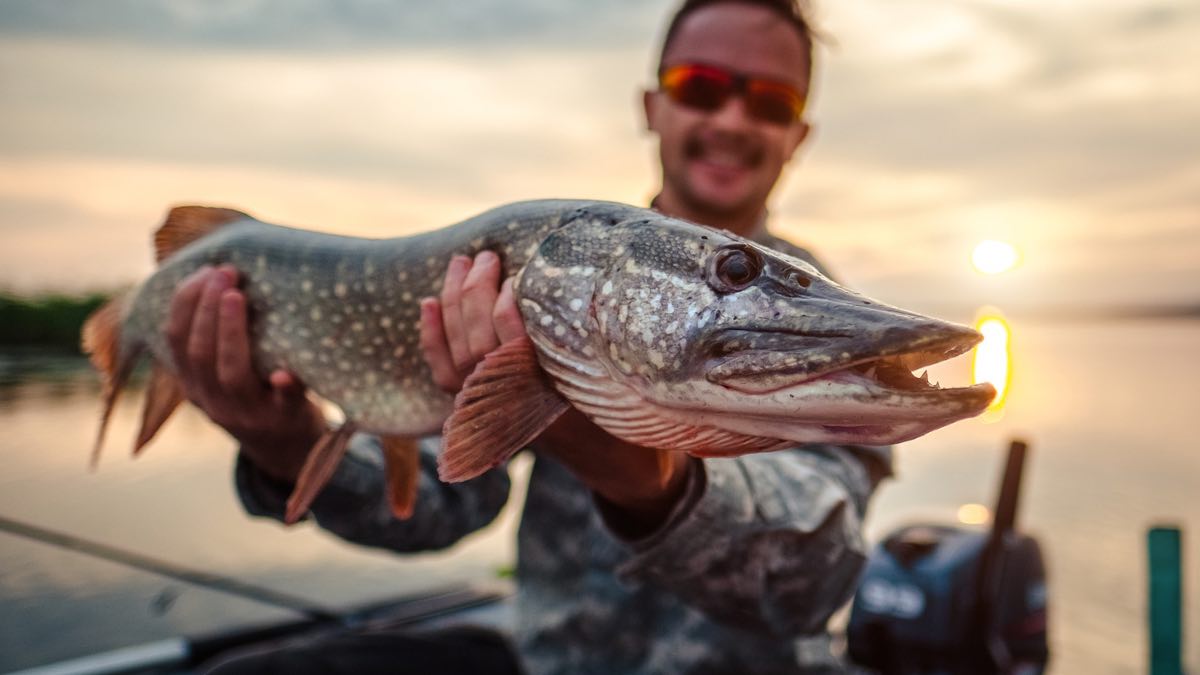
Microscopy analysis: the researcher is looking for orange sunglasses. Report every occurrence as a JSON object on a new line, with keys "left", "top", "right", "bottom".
{"left": 658, "top": 63, "right": 806, "bottom": 126}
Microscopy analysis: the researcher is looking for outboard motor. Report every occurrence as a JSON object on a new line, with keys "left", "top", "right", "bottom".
{"left": 847, "top": 440, "right": 1050, "bottom": 674}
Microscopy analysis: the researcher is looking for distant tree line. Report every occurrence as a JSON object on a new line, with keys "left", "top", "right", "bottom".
{"left": 0, "top": 292, "right": 111, "bottom": 352}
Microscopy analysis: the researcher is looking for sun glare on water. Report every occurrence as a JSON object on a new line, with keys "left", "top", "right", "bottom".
{"left": 972, "top": 309, "right": 1012, "bottom": 419}
{"left": 971, "top": 240, "right": 1020, "bottom": 275}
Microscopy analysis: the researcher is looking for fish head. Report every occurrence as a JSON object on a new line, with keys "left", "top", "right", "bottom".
{"left": 518, "top": 207, "right": 995, "bottom": 451}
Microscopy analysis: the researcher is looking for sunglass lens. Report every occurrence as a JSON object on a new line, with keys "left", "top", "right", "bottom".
{"left": 665, "top": 68, "right": 731, "bottom": 112}
{"left": 747, "top": 83, "right": 801, "bottom": 126}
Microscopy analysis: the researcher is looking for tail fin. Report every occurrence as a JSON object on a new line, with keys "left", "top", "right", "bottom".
{"left": 81, "top": 293, "right": 141, "bottom": 469}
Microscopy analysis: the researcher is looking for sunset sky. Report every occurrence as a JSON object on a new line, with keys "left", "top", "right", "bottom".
{"left": 1, "top": 0, "right": 1196, "bottom": 314}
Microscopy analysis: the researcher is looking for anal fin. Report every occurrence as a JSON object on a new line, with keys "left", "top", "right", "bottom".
{"left": 285, "top": 423, "right": 357, "bottom": 525}
{"left": 381, "top": 436, "right": 420, "bottom": 520}
{"left": 133, "top": 363, "right": 185, "bottom": 455}
{"left": 439, "top": 337, "right": 568, "bottom": 482}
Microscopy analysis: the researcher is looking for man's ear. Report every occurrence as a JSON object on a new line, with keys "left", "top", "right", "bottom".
{"left": 784, "top": 120, "right": 812, "bottom": 161}
{"left": 642, "top": 89, "right": 660, "bottom": 133}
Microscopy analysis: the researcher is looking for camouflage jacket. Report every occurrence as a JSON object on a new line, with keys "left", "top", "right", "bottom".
{"left": 236, "top": 233, "right": 893, "bottom": 675}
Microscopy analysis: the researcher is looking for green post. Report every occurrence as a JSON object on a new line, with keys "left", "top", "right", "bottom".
{"left": 1147, "top": 525, "right": 1184, "bottom": 675}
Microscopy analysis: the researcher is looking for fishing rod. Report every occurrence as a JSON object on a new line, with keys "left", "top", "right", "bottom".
{"left": 0, "top": 514, "right": 341, "bottom": 622}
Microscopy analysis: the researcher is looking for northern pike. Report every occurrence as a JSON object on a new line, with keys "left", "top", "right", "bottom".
{"left": 83, "top": 200, "right": 994, "bottom": 523}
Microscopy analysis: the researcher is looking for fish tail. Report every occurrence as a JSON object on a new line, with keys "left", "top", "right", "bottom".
{"left": 81, "top": 292, "right": 142, "bottom": 470}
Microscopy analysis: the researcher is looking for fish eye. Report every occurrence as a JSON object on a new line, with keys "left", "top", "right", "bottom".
{"left": 708, "top": 246, "right": 763, "bottom": 293}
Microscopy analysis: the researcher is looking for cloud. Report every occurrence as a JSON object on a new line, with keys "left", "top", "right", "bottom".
{"left": 0, "top": 0, "right": 665, "bottom": 51}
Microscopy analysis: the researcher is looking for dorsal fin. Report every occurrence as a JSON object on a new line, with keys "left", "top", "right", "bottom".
{"left": 154, "top": 206, "right": 250, "bottom": 262}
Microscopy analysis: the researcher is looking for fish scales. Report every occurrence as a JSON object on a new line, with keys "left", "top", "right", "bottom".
{"left": 83, "top": 199, "right": 994, "bottom": 522}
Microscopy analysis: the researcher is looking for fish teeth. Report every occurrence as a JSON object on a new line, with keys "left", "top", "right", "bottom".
{"left": 864, "top": 365, "right": 877, "bottom": 379}
{"left": 919, "top": 370, "right": 930, "bottom": 384}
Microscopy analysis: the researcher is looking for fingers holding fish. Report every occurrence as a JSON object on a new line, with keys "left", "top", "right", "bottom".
{"left": 492, "top": 277, "right": 526, "bottom": 344}
{"left": 215, "top": 286, "right": 260, "bottom": 407}
{"left": 438, "top": 255, "right": 474, "bottom": 374}
{"left": 420, "top": 297, "right": 461, "bottom": 393}
{"left": 460, "top": 251, "right": 504, "bottom": 360}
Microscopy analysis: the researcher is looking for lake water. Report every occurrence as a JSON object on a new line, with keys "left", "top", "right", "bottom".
{"left": 1, "top": 317, "right": 1196, "bottom": 673}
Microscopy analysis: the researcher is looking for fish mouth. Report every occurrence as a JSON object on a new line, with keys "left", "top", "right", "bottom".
{"left": 704, "top": 325, "right": 995, "bottom": 415}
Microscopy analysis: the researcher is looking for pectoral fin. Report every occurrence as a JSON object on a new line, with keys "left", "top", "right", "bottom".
{"left": 439, "top": 336, "right": 568, "bottom": 482}
{"left": 285, "top": 422, "right": 357, "bottom": 525}
{"left": 133, "top": 363, "right": 185, "bottom": 456}
{"left": 381, "top": 436, "right": 420, "bottom": 520}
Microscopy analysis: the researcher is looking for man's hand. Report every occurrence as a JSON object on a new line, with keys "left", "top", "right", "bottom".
{"left": 419, "top": 252, "right": 693, "bottom": 536}
{"left": 165, "top": 265, "right": 325, "bottom": 482}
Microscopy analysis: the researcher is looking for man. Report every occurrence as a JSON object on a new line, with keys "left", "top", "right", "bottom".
{"left": 177, "top": 1, "right": 891, "bottom": 672}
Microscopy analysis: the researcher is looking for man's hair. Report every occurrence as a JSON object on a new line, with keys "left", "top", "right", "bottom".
{"left": 657, "top": 0, "right": 815, "bottom": 76}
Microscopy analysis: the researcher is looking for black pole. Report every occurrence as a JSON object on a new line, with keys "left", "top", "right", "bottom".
{"left": 971, "top": 438, "right": 1030, "bottom": 672}
{"left": 0, "top": 514, "right": 341, "bottom": 622}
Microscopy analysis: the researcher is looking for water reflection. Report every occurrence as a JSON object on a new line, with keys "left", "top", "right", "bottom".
{"left": 972, "top": 308, "right": 1011, "bottom": 421}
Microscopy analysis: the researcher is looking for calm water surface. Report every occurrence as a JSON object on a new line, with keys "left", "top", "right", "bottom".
{"left": 1, "top": 317, "right": 1196, "bottom": 673}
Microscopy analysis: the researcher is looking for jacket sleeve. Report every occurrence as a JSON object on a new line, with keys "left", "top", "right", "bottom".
{"left": 611, "top": 444, "right": 891, "bottom": 636}
{"left": 236, "top": 434, "right": 512, "bottom": 552}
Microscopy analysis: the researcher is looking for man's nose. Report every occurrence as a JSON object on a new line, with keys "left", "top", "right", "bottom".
{"left": 706, "top": 94, "right": 757, "bottom": 129}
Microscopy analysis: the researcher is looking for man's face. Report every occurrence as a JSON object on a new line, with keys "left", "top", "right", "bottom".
{"left": 645, "top": 3, "right": 812, "bottom": 225}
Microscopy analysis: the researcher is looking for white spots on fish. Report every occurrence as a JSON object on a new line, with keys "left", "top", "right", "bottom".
{"left": 471, "top": 238, "right": 484, "bottom": 249}
{"left": 301, "top": 280, "right": 313, "bottom": 293}
{"left": 648, "top": 294, "right": 661, "bottom": 309}
{"left": 322, "top": 337, "right": 337, "bottom": 349}
{"left": 569, "top": 298, "right": 584, "bottom": 312}
{"left": 297, "top": 327, "right": 312, "bottom": 338}
{"left": 613, "top": 245, "right": 627, "bottom": 257}
{"left": 648, "top": 350, "right": 665, "bottom": 368}
{"left": 601, "top": 280, "right": 613, "bottom": 295}
{"left": 364, "top": 371, "right": 378, "bottom": 386}
{"left": 267, "top": 313, "right": 281, "bottom": 325}
{"left": 507, "top": 220, "right": 520, "bottom": 231}
{"left": 521, "top": 298, "right": 545, "bottom": 315}
{"left": 334, "top": 283, "right": 348, "bottom": 298}
{"left": 554, "top": 324, "right": 566, "bottom": 338}
{"left": 665, "top": 320, "right": 678, "bottom": 334}
{"left": 338, "top": 361, "right": 352, "bottom": 372}
{"left": 317, "top": 288, "right": 330, "bottom": 299}
{"left": 402, "top": 291, "right": 413, "bottom": 302}
{"left": 260, "top": 282, "right": 273, "bottom": 296}
{"left": 397, "top": 270, "right": 409, "bottom": 282}
{"left": 552, "top": 288, "right": 564, "bottom": 298}
{"left": 617, "top": 304, "right": 628, "bottom": 324}
{"left": 540, "top": 314, "right": 553, "bottom": 327}
{"left": 379, "top": 317, "right": 392, "bottom": 329}
{"left": 393, "top": 345, "right": 407, "bottom": 359}
{"left": 255, "top": 255, "right": 267, "bottom": 271}
{"left": 286, "top": 302, "right": 297, "bottom": 313}
{"left": 360, "top": 346, "right": 375, "bottom": 356}
{"left": 366, "top": 282, "right": 377, "bottom": 294}
{"left": 310, "top": 307, "right": 322, "bottom": 321}
{"left": 623, "top": 259, "right": 641, "bottom": 274}
{"left": 351, "top": 322, "right": 364, "bottom": 332}
{"left": 299, "top": 350, "right": 315, "bottom": 362}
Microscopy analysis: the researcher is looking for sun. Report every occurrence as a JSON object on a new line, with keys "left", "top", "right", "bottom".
{"left": 971, "top": 240, "right": 1020, "bottom": 275}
